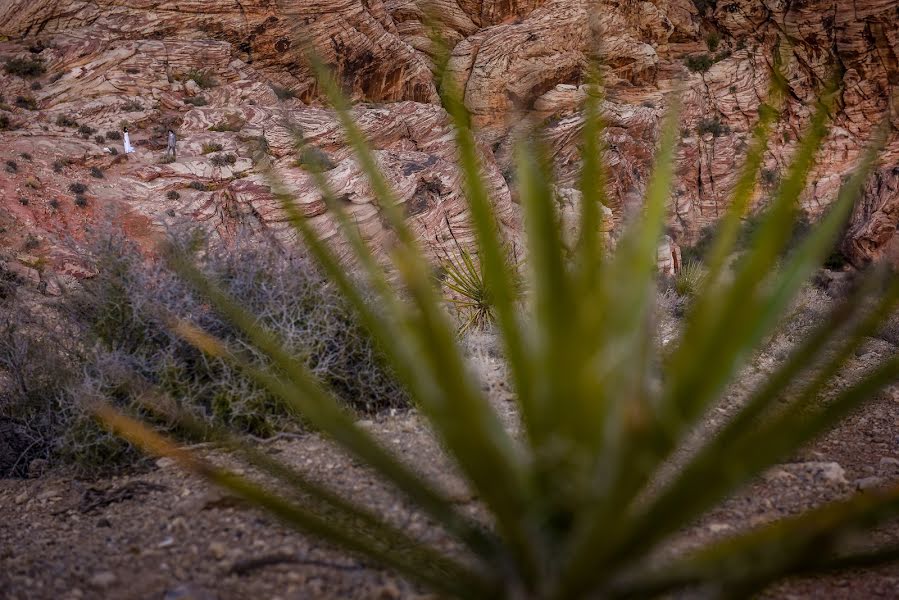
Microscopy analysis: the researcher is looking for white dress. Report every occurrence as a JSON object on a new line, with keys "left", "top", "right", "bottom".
{"left": 123, "top": 132, "right": 135, "bottom": 154}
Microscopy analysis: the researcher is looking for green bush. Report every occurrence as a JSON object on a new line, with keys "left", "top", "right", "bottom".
{"left": 183, "top": 96, "right": 207, "bottom": 107}
{"left": 295, "top": 146, "right": 336, "bottom": 172}
{"left": 4, "top": 57, "right": 45, "bottom": 78}
{"left": 56, "top": 114, "right": 78, "bottom": 128}
{"left": 185, "top": 69, "right": 217, "bottom": 89}
{"left": 685, "top": 53, "right": 714, "bottom": 73}
{"left": 14, "top": 96, "right": 37, "bottom": 110}
{"left": 209, "top": 153, "right": 237, "bottom": 167}
{"left": 201, "top": 142, "right": 224, "bottom": 154}
{"left": 105, "top": 130, "right": 121, "bottom": 141}
{"left": 673, "top": 259, "right": 706, "bottom": 297}
{"left": 705, "top": 31, "right": 720, "bottom": 52}
{"left": 696, "top": 116, "right": 730, "bottom": 137}
{"left": 271, "top": 84, "right": 296, "bottom": 100}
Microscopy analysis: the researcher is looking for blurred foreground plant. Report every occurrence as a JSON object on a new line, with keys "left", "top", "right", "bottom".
{"left": 94, "top": 32, "right": 899, "bottom": 600}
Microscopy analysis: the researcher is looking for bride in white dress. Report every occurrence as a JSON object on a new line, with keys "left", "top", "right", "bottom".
{"left": 123, "top": 127, "right": 135, "bottom": 154}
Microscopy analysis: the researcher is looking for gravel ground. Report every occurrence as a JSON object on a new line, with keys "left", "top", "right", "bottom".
{"left": 4, "top": 293, "right": 899, "bottom": 599}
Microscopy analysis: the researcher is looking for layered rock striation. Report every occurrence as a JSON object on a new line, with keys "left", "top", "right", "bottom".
{"left": 0, "top": 0, "right": 896, "bottom": 289}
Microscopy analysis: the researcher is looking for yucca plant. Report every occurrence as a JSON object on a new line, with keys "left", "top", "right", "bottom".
{"left": 93, "top": 24, "right": 899, "bottom": 599}
{"left": 435, "top": 220, "right": 522, "bottom": 334}
{"left": 673, "top": 259, "right": 706, "bottom": 298}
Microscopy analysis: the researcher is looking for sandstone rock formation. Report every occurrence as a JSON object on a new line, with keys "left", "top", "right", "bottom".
{"left": 0, "top": 0, "right": 897, "bottom": 288}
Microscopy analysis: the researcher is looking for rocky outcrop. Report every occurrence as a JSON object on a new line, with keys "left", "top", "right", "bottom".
{"left": 0, "top": 0, "right": 897, "bottom": 282}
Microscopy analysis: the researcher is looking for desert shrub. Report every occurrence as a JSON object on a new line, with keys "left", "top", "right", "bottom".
{"left": 705, "top": 32, "right": 721, "bottom": 52}
{"left": 68, "top": 182, "right": 87, "bottom": 194}
{"left": 5, "top": 160, "right": 17, "bottom": 173}
{"left": 0, "top": 264, "right": 22, "bottom": 301}
{"left": 105, "top": 130, "right": 121, "bottom": 141}
{"left": 78, "top": 124, "right": 96, "bottom": 138}
{"left": 18, "top": 197, "right": 28, "bottom": 206}
{"left": 49, "top": 198, "right": 59, "bottom": 209}
{"left": 209, "top": 153, "right": 237, "bottom": 167}
{"left": 121, "top": 100, "right": 142, "bottom": 112}
{"left": 0, "top": 228, "right": 406, "bottom": 474}
{"left": 90, "top": 166, "right": 104, "bottom": 179}
{"left": 685, "top": 53, "right": 714, "bottom": 73}
{"left": 201, "top": 142, "right": 224, "bottom": 154}
{"left": 56, "top": 114, "right": 78, "bottom": 128}
{"left": 27, "top": 40, "right": 48, "bottom": 54}
{"left": 185, "top": 69, "right": 217, "bottom": 89}
{"left": 697, "top": 116, "right": 730, "bottom": 137}
{"left": 30, "top": 81, "right": 42, "bottom": 91}
{"left": 761, "top": 167, "right": 779, "bottom": 186}
{"left": 183, "top": 96, "right": 207, "bottom": 107}
{"left": 94, "top": 134, "right": 106, "bottom": 144}
{"left": 19, "top": 152, "right": 31, "bottom": 161}
{"left": 52, "top": 159, "right": 66, "bottom": 173}
{"left": 14, "top": 96, "right": 37, "bottom": 110}
{"left": 0, "top": 313, "right": 77, "bottom": 477}
{"left": 208, "top": 120, "right": 242, "bottom": 132}
{"left": 74, "top": 194, "right": 88, "bottom": 208}
{"left": 109, "top": 148, "right": 118, "bottom": 156}
{"left": 0, "top": 113, "right": 10, "bottom": 130}
{"left": 692, "top": 0, "right": 717, "bottom": 12}
{"left": 4, "top": 57, "right": 45, "bottom": 78}
{"left": 673, "top": 259, "right": 706, "bottom": 297}
{"left": 295, "top": 146, "right": 336, "bottom": 172}
{"left": 682, "top": 209, "right": 815, "bottom": 266}
{"left": 166, "top": 190, "right": 181, "bottom": 200}
{"left": 271, "top": 84, "right": 296, "bottom": 100}
{"left": 189, "top": 181, "right": 207, "bottom": 191}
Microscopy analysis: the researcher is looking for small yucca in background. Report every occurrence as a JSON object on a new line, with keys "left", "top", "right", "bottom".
{"left": 674, "top": 259, "right": 706, "bottom": 298}
{"left": 94, "top": 23, "right": 899, "bottom": 600}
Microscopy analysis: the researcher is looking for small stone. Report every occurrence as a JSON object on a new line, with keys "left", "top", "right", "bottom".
{"left": 14, "top": 490, "right": 28, "bottom": 505}
{"left": 96, "top": 517, "right": 112, "bottom": 528}
{"left": 156, "top": 457, "right": 176, "bottom": 469}
{"left": 880, "top": 457, "right": 899, "bottom": 469}
{"left": 795, "top": 461, "right": 847, "bottom": 485}
{"left": 377, "top": 579, "right": 401, "bottom": 599}
{"left": 27, "top": 458, "right": 48, "bottom": 478}
{"left": 89, "top": 571, "right": 118, "bottom": 589}
{"left": 856, "top": 476, "right": 884, "bottom": 490}
{"left": 163, "top": 584, "right": 218, "bottom": 600}
{"left": 707, "top": 522, "right": 732, "bottom": 533}
{"left": 208, "top": 541, "right": 227, "bottom": 560}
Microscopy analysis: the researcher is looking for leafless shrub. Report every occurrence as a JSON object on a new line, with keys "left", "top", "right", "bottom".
{"left": 0, "top": 225, "right": 406, "bottom": 475}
